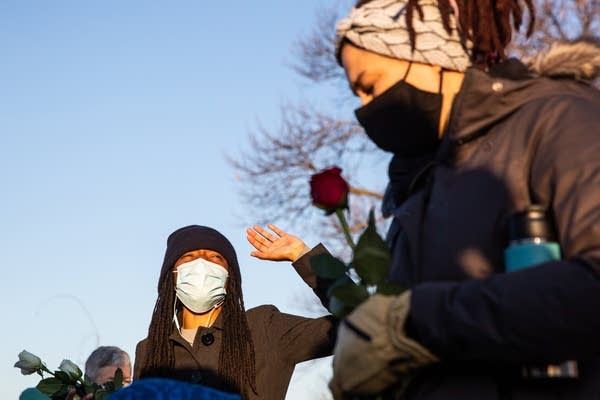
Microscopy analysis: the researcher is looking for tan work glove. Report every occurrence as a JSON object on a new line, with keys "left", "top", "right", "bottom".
{"left": 329, "top": 292, "right": 439, "bottom": 398}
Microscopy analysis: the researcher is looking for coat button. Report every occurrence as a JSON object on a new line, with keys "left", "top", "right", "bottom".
{"left": 201, "top": 333, "right": 215, "bottom": 346}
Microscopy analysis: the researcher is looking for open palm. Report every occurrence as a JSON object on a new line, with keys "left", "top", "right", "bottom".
{"left": 246, "top": 224, "right": 309, "bottom": 262}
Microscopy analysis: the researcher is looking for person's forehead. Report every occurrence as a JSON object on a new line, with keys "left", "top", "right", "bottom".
{"left": 178, "top": 249, "right": 226, "bottom": 261}
{"left": 98, "top": 363, "right": 130, "bottom": 371}
{"left": 183, "top": 248, "right": 223, "bottom": 255}
{"left": 341, "top": 43, "right": 409, "bottom": 92}
{"left": 174, "top": 248, "right": 229, "bottom": 270}
{"left": 341, "top": 44, "right": 395, "bottom": 78}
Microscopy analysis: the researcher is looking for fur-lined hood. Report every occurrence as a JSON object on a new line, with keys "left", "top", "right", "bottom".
{"left": 446, "top": 41, "right": 600, "bottom": 144}
{"left": 530, "top": 39, "right": 600, "bottom": 84}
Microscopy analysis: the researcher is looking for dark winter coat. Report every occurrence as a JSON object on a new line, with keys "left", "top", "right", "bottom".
{"left": 389, "top": 42, "right": 600, "bottom": 399}
{"left": 134, "top": 244, "right": 335, "bottom": 400}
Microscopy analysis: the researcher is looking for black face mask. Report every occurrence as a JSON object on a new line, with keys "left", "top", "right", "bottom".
{"left": 355, "top": 79, "right": 443, "bottom": 157}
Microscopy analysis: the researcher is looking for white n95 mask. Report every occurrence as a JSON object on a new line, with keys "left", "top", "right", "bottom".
{"left": 175, "top": 257, "right": 228, "bottom": 314}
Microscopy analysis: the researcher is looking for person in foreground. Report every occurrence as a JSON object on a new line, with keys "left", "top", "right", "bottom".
{"left": 134, "top": 224, "right": 335, "bottom": 400}
{"left": 107, "top": 377, "right": 242, "bottom": 400}
{"left": 330, "top": 0, "right": 600, "bottom": 398}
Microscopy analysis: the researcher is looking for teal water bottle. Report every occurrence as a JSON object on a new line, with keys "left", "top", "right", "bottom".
{"left": 505, "top": 205, "right": 561, "bottom": 272}
{"left": 505, "top": 205, "right": 578, "bottom": 378}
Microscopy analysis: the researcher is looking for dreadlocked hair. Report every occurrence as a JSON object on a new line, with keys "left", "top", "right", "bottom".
{"left": 217, "top": 261, "right": 257, "bottom": 398}
{"left": 138, "top": 258, "right": 257, "bottom": 399}
{"left": 356, "top": 0, "right": 535, "bottom": 66}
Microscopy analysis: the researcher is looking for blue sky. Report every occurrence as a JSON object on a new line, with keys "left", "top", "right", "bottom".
{"left": 0, "top": 1, "right": 358, "bottom": 398}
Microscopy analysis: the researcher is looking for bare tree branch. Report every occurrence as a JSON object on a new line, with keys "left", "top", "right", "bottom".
{"left": 290, "top": 3, "right": 348, "bottom": 85}
{"left": 228, "top": 100, "right": 386, "bottom": 234}
{"left": 349, "top": 186, "right": 385, "bottom": 200}
{"left": 509, "top": 0, "right": 600, "bottom": 62}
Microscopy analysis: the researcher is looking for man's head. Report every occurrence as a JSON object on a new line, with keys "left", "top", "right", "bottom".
{"left": 85, "top": 346, "right": 132, "bottom": 386}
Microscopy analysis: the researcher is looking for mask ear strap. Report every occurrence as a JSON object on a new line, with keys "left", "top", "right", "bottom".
{"left": 173, "top": 296, "right": 181, "bottom": 332}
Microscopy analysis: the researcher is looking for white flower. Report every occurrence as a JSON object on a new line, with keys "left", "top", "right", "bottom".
{"left": 14, "top": 350, "right": 43, "bottom": 375}
{"left": 59, "top": 359, "right": 82, "bottom": 380}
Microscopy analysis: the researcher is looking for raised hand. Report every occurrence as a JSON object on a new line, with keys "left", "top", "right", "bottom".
{"left": 246, "top": 224, "right": 310, "bottom": 262}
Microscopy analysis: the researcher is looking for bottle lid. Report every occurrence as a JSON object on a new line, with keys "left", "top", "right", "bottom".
{"left": 507, "top": 205, "right": 557, "bottom": 242}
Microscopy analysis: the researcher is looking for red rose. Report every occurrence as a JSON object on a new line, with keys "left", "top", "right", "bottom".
{"left": 310, "top": 167, "right": 350, "bottom": 214}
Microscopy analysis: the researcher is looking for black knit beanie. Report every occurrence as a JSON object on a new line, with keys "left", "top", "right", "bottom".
{"left": 158, "top": 225, "right": 240, "bottom": 286}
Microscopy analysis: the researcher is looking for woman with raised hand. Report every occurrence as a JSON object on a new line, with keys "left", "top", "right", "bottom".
{"left": 134, "top": 224, "right": 334, "bottom": 400}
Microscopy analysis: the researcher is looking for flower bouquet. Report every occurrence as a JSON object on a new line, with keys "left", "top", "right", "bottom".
{"left": 15, "top": 350, "right": 123, "bottom": 400}
{"left": 309, "top": 167, "right": 409, "bottom": 399}
{"left": 309, "top": 167, "right": 404, "bottom": 319}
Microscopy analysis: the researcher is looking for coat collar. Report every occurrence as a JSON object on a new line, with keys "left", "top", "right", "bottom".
{"left": 445, "top": 62, "right": 536, "bottom": 145}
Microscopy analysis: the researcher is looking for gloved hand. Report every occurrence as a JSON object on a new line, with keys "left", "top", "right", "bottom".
{"left": 329, "top": 292, "right": 439, "bottom": 398}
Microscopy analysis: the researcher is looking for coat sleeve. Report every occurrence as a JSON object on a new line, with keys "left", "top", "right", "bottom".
{"left": 262, "top": 305, "right": 336, "bottom": 365}
{"left": 252, "top": 245, "right": 337, "bottom": 365}
{"left": 409, "top": 94, "right": 600, "bottom": 365}
{"left": 291, "top": 243, "right": 334, "bottom": 310}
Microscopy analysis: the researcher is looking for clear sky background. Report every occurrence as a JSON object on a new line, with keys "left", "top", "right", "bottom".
{"left": 0, "top": 1, "right": 363, "bottom": 398}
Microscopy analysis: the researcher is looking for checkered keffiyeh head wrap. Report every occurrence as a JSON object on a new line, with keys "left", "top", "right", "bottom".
{"left": 335, "top": 0, "right": 472, "bottom": 71}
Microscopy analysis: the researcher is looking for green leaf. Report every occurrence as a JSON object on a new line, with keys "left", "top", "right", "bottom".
{"left": 328, "top": 295, "right": 355, "bottom": 319}
{"left": 113, "top": 368, "right": 123, "bottom": 389}
{"left": 83, "top": 381, "right": 96, "bottom": 395}
{"left": 82, "top": 376, "right": 98, "bottom": 394}
{"left": 36, "top": 378, "right": 64, "bottom": 396}
{"left": 326, "top": 275, "right": 352, "bottom": 298}
{"left": 51, "top": 384, "right": 71, "bottom": 399}
{"left": 94, "top": 389, "right": 110, "bottom": 400}
{"left": 53, "top": 370, "right": 72, "bottom": 384}
{"left": 100, "top": 367, "right": 123, "bottom": 393}
{"left": 376, "top": 282, "right": 405, "bottom": 295}
{"left": 95, "top": 394, "right": 108, "bottom": 400}
{"left": 328, "top": 278, "right": 369, "bottom": 308}
{"left": 310, "top": 253, "right": 347, "bottom": 279}
{"left": 353, "top": 210, "right": 391, "bottom": 285}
